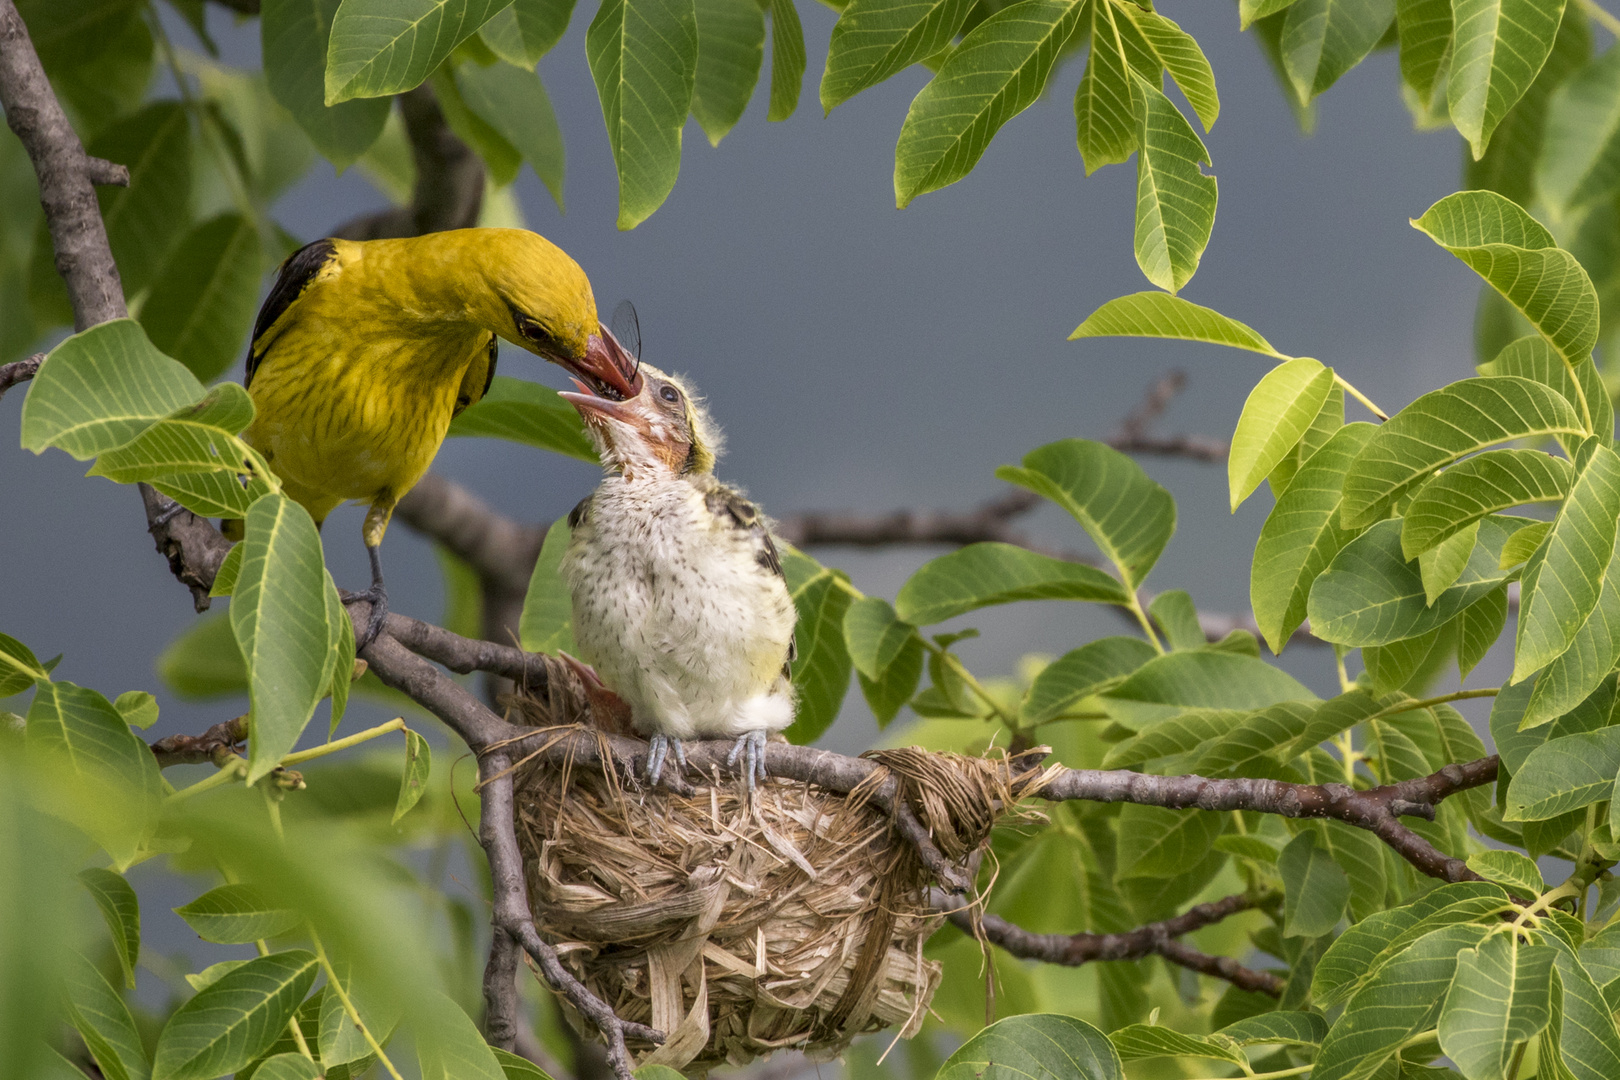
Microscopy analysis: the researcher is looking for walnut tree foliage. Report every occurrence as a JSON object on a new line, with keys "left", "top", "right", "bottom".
{"left": 15, "top": 1, "right": 1620, "bottom": 1079}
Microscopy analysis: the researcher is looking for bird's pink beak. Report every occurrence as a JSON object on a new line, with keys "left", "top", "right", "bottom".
{"left": 561, "top": 324, "right": 643, "bottom": 401}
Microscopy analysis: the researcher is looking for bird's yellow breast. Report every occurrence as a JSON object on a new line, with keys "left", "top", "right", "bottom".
{"left": 243, "top": 240, "right": 498, "bottom": 524}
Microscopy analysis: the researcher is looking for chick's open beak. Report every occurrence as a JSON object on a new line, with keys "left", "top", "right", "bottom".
{"left": 554, "top": 324, "right": 642, "bottom": 401}
{"left": 560, "top": 379, "right": 646, "bottom": 430}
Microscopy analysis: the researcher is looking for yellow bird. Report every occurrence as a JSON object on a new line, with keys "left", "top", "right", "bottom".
{"left": 238, "top": 228, "right": 642, "bottom": 646}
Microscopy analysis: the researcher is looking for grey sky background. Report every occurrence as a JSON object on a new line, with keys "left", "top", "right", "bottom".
{"left": 2, "top": 2, "right": 1496, "bottom": 752}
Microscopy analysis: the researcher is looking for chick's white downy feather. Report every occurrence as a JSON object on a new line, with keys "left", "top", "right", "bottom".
{"left": 560, "top": 364, "right": 797, "bottom": 786}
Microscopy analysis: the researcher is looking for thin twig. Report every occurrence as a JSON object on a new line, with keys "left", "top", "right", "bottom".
{"left": 1106, "top": 371, "right": 1229, "bottom": 461}
{"left": 0, "top": 352, "right": 42, "bottom": 404}
{"left": 149, "top": 715, "right": 247, "bottom": 767}
{"left": 942, "top": 891, "right": 1284, "bottom": 995}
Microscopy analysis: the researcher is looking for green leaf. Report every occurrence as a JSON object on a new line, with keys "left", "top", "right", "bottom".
{"left": 586, "top": 0, "right": 699, "bottom": 229}
{"left": 323, "top": 570, "right": 355, "bottom": 734}
{"left": 251, "top": 1055, "right": 322, "bottom": 1080}
{"left": 1504, "top": 726, "right": 1620, "bottom": 820}
{"left": 1191, "top": 699, "right": 1318, "bottom": 773}
{"left": 820, "top": 0, "right": 972, "bottom": 112}
{"left": 1229, "top": 357, "right": 1335, "bottom": 511}
{"left": 842, "top": 596, "right": 916, "bottom": 680}
{"left": 1540, "top": 48, "right": 1620, "bottom": 217}
{"left": 858, "top": 633, "right": 922, "bottom": 728}
{"left": 1217, "top": 1010, "right": 1328, "bottom": 1046}
{"left": 325, "top": 0, "right": 508, "bottom": 102}
{"left": 1438, "top": 937, "right": 1556, "bottom": 1080}
{"left": 1466, "top": 4, "right": 1590, "bottom": 205}
{"left": 1147, "top": 590, "right": 1203, "bottom": 650}
{"left": 1514, "top": 442, "right": 1620, "bottom": 680}
{"left": 152, "top": 950, "right": 318, "bottom": 1080}
{"left": 1419, "top": 521, "right": 1480, "bottom": 606}
{"left": 1491, "top": 670, "right": 1614, "bottom": 773}
{"left": 766, "top": 0, "right": 804, "bottom": 121}
{"left": 1102, "top": 708, "right": 1248, "bottom": 768}
{"left": 1544, "top": 933, "right": 1620, "bottom": 1080}
{"left": 26, "top": 680, "right": 162, "bottom": 865}
{"left": 157, "top": 612, "right": 247, "bottom": 698}
{"left": 1073, "top": 0, "right": 1135, "bottom": 174}
{"left": 519, "top": 517, "right": 575, "bottom": 654}
{"left": 1107, "top": 1023, "right": 1243, "bottom": 1064}
{"left": 892, "top": 0, "right": 1086, "bottom": 208}
{"left": 64, "top": 950, "right": 150, "bottom": 1080}
{"left": 1401, "top": 448, "right": 1573, "bottom": 559}
{"left": 996, "top": 438, "right": 1175, "bottom": 589}
{"left": 1102, "top": 650, "right": 1315, "bottom": 728}
{"left": 1281, "top": 0, "right": 1396, "bottom": 101}
{"left": 782, "top": 564, "right": 853, "bottom": 744}
{"left": 174, "top": 884, "right": 301, "bottom": 944}
{"left": 231, "top": 494, "right": 334, "bottom": 784}
{"left": 1501, "top": 521, "right": 1552, "bottom": 569}
{"left": 21, "top": 319, "right": 206, "bottom": 460}
{"left": 1306, "top": 818, "right": 1389, "bottom": 921}
{"left": 262, "top": 0, "right": 389, "bottom": 168}
{"left": 480, "top": 0, "right": 577, "bottom": 64}
{"left": 939, "top": 1014, "right": 1123, "bottom": 1080}
{"left": 185, "top": 960, "right": 249, "bottom": 992}
{"left": 1308, "top": 516, "right": 1521, "bottom": 646}
{"left": 319, "top": 970, "right": 396, "bottom": 1067}
{"left": 455, "top": 61, "right": 567, "bottom": 209}
{"left": 1339, "top": 376, "right": 1586, "bottom": 528}
{"left": 1278, "top": 829, "right": 1349, "bottom": 937}
{"left": 113, "top": 690, "right": 159, "bottom": 730}
{"left": 1314, "top": 923, "right": 1494, "bottom": 1080}
{"left": 80, "top": 868, "right": 140, "bottom": 989}
{"left": 1114, "top": 804, "right": 1225, "bottom": 879}
{"left": 392, "top": 729, "right": 431, "bottom": 823}
{"left": 1413, "top": 191, "right": 1599, "bottom": 370}
{"left": 1130, "top": 71, "right": 1217, "bottom": 294}
{"left": 1480, "top": 334, "right": 1611, "bottom": 453}
{"left": 1314, "top": 882, "right": 1511, "bottom": 1007}
{"left": 896, "top": 542, "right": 1128, "bottom": 625}
{"left": 1449, "top": 0, "right": 1567, "bottom": 158}
{"left": 447, "top": 376, "right": 596, "bottom": 462}
{"left": 1020, "top": 636, "right": 1158, "bottom": 724}
{"left": 1466, "top": 849, "right": 1547, "bottom": 895}
{"left": 1458, "top": 585, "right": 1510, "bottom": 678}
{"left": 0, "top": 631, "right": 51, "bottom": 696}
{"left": 1119, "top": 6, "right": 1219, "bottom": 131}
{"left": 1071, "top": 291, "right": 1282, "bottom": 354}
{"left": 433, "top": 66, "right": 522, "bottom": 185}
{"left": 1269, "top": 380, "right": 1343, "bottom": 497}
{"left": 690, "top": 0, "right": 764, "bottom": 144}
{"left": 87, "top": 420, "right": 272, "bottom": 512}
{"left": 91, "top": 101, "right": 192, "bottom": 295}
{"left": 1242, "top": 0, "right": 1304, "bottom": 28}
{"left": 416, "top": 989, "right": 506, "bottom": 1080}
{"left": 1397, "top": 0, "right": 1453, "bottom": 107}
{"left": 138, "top": 213, "right": 264, "bottom": 384}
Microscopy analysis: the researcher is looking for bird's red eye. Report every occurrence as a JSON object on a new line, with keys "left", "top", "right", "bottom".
{"left": 660, "top": 385, "right": 680, "bottom": 403}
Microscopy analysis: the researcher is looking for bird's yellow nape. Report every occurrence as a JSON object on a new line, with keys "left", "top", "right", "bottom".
{"left": 474, "top": 229, "right": 600, "bottom": 361}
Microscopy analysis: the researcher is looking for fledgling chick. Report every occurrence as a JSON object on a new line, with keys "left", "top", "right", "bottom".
{"left": 560, "top": 364, "right": 797, "bottom": 790}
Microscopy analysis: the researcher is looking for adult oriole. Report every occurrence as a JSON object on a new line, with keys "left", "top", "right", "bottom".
{"left": 559, "top": 363, "right": 797, "bottom": 789}
{"left": 239, "top": 228, "right": 641, "bottom": 646}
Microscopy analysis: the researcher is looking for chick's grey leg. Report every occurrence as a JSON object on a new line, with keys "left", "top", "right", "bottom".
{"left": 645, "top": 734, "right": 687, "bottom": 786}
{"left": 726, "top": 729, "right": 769, "bottom": 792}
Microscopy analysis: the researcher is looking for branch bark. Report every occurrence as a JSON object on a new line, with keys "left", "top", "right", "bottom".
{"left": 331, "top": 84, "right": 484, "bottom": 241}
{"left": 943, "top": 891, "right": 1284, "bottom": 996}
{"left": 0, "top": 351, "right": 41, "bottom": 403}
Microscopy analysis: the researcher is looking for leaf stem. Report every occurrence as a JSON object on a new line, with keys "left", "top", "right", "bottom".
{"left": 166, "top": 755, "right": 246, "bottom": 800}
{"left": 1364, "top": 687, "right": 1498, "bottom": 725}
{"left": 1333, "top": 373, "right": 1390, "bottom": 422}
{"left": 309, "top": 927, "right": 405, "bottom": 1080}
{"left": 1187, "top": 1065, "right": 1312, "bottom": 1080}
{"left": 1126, "top": 590, "right": 1165, "bottom": 654}
{"left": 1581, "top": 0, "right": 1620, "bottom": 38}
{"left": 282, "top": 718, "right": 406, "bottom": 765}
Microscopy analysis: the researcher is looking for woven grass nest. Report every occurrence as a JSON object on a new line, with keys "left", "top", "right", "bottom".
{"left": 504, "top": 690, "right": 1053, "bottom": 1073}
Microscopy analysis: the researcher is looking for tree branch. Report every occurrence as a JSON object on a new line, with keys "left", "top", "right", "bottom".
{"left": 149, "top": 715, "right": 246, "bottom": 767}
{"left": 942, "top": 891, "right": 1284, "bottom": 996}
{"left": 0, "top": 351, "right": 41, "bottom": 403}
{"left": 205, "top": 0, "right": 259, "bottom": 12}
{"left": 1105, "top": 371, "right": 1229, "bottom": 462}
{"left": 331, "top": 84, "right": 484, "bottom": 241}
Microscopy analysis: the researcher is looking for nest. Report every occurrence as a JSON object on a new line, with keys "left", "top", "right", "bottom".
{"left": 503, "top": 686, "right": 1052, "bottom": 1073}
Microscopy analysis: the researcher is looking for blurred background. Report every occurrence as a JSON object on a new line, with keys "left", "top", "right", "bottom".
{"left": 0, "top": 0, "right": 1502, "bottom": 1063}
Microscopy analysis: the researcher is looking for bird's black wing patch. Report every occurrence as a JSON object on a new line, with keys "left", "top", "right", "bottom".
{"left": 706, "top": 488, "right": 796, "bottom": 678}
{"left": 454, "top": 334, "right": 500, "bottom": 417}
{"left": 567, "top": 495, "right": 592, "bottom": 530}
{"left": 245, "top": 238, "right": 337, "bottom": 388}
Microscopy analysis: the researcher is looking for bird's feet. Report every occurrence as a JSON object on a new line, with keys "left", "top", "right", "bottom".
{"left": 645, "top": 734, "right": 688, "bottom": 787}
{"left": 340, "top": 545, "right": 389, "bottom": 651}
{"left": 726, "top": 729, "right": 769, "bottom": 792}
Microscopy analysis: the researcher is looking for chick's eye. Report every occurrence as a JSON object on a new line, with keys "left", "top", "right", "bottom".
{"left": 660, "top": 385, "right": 680, "bottom": 403}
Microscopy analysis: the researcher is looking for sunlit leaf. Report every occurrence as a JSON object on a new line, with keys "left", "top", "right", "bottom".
{"left": 63, "top": 950, "right": 149, "bottom": 1080}
{"left": 821, "top": 0, "right": 972, "bottom": 112}
{"left": 519, "top": 517, "right": 575, "bottom": 654}
{"left": 175, "top": 884, "right": 301, "bottom": 944}
{"left": 1504, "top": 725, "right": 1620, "bottom": 820}
{"left": 896, "top": 543, "right": 1129, "bottom": 625}
{"left": 1229, "top": 357, "right": 1335, "bottom": 511}
{"left": 691, "top": 0, "right": 764, "bottom": 144}
{"left": 586, "top": 0, "right": 699, "bottom": 229}
{"left": 1438, "top": 936, "right": 1556, "bottom": 1080}
{"left": 938, "top": 1013, "right": 1123, "bottom": 1080}
{"left": 1071, "top": 291, "right": 1282, "bottom": 355}
{"left": 1021, "top": 636, "right": 1157, "bottom": 724}
{"left": 152, "top": 950, "right": 318, "bottom": 1080}
{"left": 1449, "top": 0, "right": 1567, "bottom": 158}
{"left": 79, "top": 868, "right": 140, "bottom": 988}
{"left": 392, "top": 729, "right": 431, "bottom": 824}
{"left": 782, "top": 561, "right": 852, "bottom": 744}
{"left": 1400, "top": 447, "right": 1573, "bottom": 559}
{"left": 1130, "top": 71, "right": 1217, "bottom": 294}
{"left": 325, "top": 0, "right": 508, "bottom": 102}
